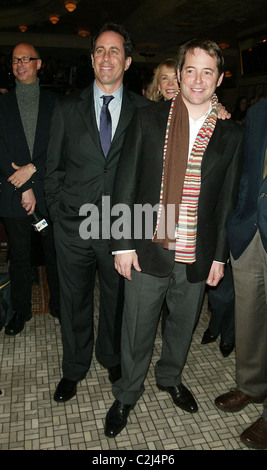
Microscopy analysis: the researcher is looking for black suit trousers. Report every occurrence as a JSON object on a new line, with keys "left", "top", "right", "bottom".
{"left": 53, "top": 220, "right": 124, "bottom": 381}
{"left": 3, "top": 216, "right": 60, "bottom": 318}
{"left": 207, "top": 261, "right": 235, "bottom": 343}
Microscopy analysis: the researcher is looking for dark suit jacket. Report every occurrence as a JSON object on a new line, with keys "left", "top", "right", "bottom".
{"left": 0, "top": 87, "right": 57, "bottom": 218}
{"left": 45, "top": 83, "right": 149, "bottom": 233}
{"left": 228, "top": 98, "right": 267, "bottom": 259}
{"left": 111, "top": 99, "right": 244, "bottom": 283}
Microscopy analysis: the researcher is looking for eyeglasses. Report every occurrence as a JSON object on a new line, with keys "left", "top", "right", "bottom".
{"left": 11, "top": 57, "right": 39, "bottom": 64}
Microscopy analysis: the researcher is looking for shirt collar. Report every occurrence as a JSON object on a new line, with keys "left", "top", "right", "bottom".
{"left": 93, "top": 81, "right": 123, "bottom": 103}
{"left": 189, "top": 102, "right": 212, "bottom": 125}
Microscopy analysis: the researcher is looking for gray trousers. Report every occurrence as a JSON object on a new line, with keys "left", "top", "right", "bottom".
{"left": 231, "top": 230, "right": 267, "bottom": 419}
{"left": 113, "top": 262, "right": 205, "bottom": 405}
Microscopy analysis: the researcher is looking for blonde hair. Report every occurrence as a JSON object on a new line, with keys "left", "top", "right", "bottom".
{"left": 150, "top": 58, "right": 177, "bottom": 102}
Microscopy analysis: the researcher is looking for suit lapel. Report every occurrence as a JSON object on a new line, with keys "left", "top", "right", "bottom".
{"left": 200, "top": 122, "right": 229, "bottom": 182}
{"left": 76, "top": 85, "right": 101, "bottom": 151}
{"left": 10, "top": 90, "right": 32, "bottom": 159}
{"left": 111, "top": 89, "right": 137, "bottom": 148}
{"left": 77, "top": 86, "right": 142, "bottom": 159}
{"left": 33, "top": 89, "right": 47, "bottom": 157}
{"left": 75, "top": 86, "right": 149, "bottom": 160}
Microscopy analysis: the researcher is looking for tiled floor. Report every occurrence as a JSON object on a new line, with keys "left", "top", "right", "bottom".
{"left": 0, "top": 285, "right": 262, "bottom": 451}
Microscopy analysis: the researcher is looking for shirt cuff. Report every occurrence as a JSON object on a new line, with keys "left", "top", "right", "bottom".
{"left": 112, "top": 250, "right": 136, "bottom": 255}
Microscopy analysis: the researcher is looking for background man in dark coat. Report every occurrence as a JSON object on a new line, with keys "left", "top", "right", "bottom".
{"left": 215, "top": 98, "right": 267, "bottom": 450}
{"left": 0, "top": 43, "right": 60, "bottom": 336}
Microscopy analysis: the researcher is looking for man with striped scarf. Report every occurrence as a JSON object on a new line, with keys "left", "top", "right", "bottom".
{"left": 104, "top": 38, "right": 244, "bottom": 438}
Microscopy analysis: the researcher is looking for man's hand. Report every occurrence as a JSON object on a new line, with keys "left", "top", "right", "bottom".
{"left": 206, "top": 261, "right": 224, "bottom": 287}
{"left": 21, "top": 189, "right": 36, "bottom": 215}
{"left": 8, "top": 162, "right": 36, "bottom": 188}
{"left": 114, "top": 252, "right": 141, "bottom": 281}
{"left": 218, "top": 103, "right": 231, "bottom": 120}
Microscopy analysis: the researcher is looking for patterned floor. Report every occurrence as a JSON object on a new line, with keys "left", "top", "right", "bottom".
{"left": 0, "top": 286, "right": 262, "bottom": 451}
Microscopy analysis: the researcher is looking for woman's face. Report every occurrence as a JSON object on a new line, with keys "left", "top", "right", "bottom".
{"left": 158, "top": 65, "right": 179, "bottom": 100}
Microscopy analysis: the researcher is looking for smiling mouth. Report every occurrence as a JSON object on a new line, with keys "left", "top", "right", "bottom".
{"left": 100, "top": 66, "right": 113, "bottom": 71}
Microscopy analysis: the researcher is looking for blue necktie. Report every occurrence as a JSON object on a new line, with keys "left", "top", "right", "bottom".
{"left": 100, "top": 95, "right": 114, "bottom": 156}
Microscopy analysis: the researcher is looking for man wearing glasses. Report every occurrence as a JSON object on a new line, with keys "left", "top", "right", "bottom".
{"left": 0, "top": 43, "right": 60, "bottom": 335}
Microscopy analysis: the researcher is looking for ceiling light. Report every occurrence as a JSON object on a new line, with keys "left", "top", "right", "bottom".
{"left": 65, "top": 1, "right": 77, "bottom": 12}
{"left": 78, "top": 28, "right": 90, "bottom": 37}
{"left": 49, "top": 15, "right": 60, "bottom": 25}
{"left": 139, "top": 46, "right": 155, "bottom": 58}
{"left": 218, "top": 42, "right": 230, "bottom": 50}
{"left": 19, "top": 25, "right": 27, "bottom": 33}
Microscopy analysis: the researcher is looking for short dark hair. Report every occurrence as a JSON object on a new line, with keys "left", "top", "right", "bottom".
{"left": 177, "top": 38, "right": 224, "bottom": 77}
{"left": 91, "top": 22, "right": 134, "bottom": 59}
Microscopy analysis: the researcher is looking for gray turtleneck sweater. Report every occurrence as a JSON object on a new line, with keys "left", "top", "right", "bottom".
{"left": 15, "top": 78, "right": 40, "bottom": 159}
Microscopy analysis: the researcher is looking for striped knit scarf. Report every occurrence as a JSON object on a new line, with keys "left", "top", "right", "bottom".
{"left": 153, "top": 91, "right": 218, "bottom": 263}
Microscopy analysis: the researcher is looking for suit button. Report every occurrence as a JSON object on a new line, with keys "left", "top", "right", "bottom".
{"left": 254, "top": 221, "right": 258, "bottom": 226}
{"left": 260, "top": 192, "right": 266, "bottom": 198}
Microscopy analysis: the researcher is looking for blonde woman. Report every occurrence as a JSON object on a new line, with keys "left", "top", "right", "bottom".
{"left": 150, "top": 58, "right": 179, "bottom": 101}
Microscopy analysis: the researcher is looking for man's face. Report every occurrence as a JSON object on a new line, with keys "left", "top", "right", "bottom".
{"left": 178, "top": 48, "right": 223, "bottom": 112}
{"left": 12, "top": 44, "right": 41, "bottom": 85}
{"left": 91, "top": 30, "right": 132, "bottom": 92}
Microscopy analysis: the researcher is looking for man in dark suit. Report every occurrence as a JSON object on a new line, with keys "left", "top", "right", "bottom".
{"left": 104, "top": 38, "right": 244, "bottom": 438}
{"left": 215, "top": 98, "right": 267, "bottom": 449}
{"left": 0, "top": 43, "right": 60, "bottom": 336}
{"left": 45, "top": 23, "right": 149, "bottom": 402}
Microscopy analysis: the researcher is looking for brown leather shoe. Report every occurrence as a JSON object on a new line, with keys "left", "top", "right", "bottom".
{"left": 215, "top": 388, "right": 266, "bottom": 412}
{"left": 240, "top": 418, "right": 267, "bottom": 449}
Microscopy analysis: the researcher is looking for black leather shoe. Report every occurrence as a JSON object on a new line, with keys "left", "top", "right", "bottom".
{"left": 54, "top": 378, "right": 77, "bottom": 402}
{"left": 5, "top": 312, "right": 31, "bottom": 336}
{"left": 201, "top": 328, "right": 218, "bottom": 344}
{"left": 220, "top": 341, "right": 235, "bottom": 357}
{"left": 157, "top": 383, "right": 198, "bottom": 413}
{"left": 108, "top": 365, "right": 122, "bottom": 384}
{"left": 105, "top": 400, "right": 134, "bottom": 438}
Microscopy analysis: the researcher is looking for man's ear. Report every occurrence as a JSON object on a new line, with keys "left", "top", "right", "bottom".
{"left": 216, "top": 73, "right": 224, "bottom": 88}
{"left": 124, "top": 56, "right": 132, "bottom": 71}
